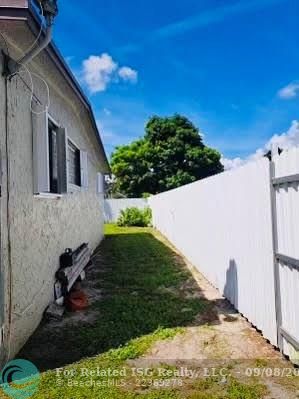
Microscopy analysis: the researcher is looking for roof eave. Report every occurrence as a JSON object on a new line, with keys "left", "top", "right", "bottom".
{"left": 0, "top": 1, "right": 111, "bottom": 174}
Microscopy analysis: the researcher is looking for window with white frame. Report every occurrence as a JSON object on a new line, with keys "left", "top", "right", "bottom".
{"left": 97, "top": 172, "right": 104, "bottom": 194}
{"left": 44, "top": 116, "right": 67, "bottom": 195}
{"left": 67, "top": 139, "right": 81, "bottom": 187}
{"left": 32, "top": 111, "right": 89, "bottom": 195}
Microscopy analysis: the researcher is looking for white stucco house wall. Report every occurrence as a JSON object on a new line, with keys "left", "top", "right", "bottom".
{"left": 0, "top": 0, "right": 110, "bottom": 362}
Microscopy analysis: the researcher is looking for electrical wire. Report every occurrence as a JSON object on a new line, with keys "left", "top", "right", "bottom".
{"left": 0, "top": 32, "right": 9, "bottom": 56}
{"left": 17, "top": 64, "right": 50, "bottom": 114}
{"left": 4, "top": 65, "right": 50, "bottom": 359}
{"left": 4, "top": 68, "right": 49, "bottom": 359}
{"left": 4, "top": 70, "right": 13, "bottom": 362}
{"left": 30, "top": 71, "right": 50, "bottom": 114}
{"left": 17, "top": 2, "right": 44, "bottom": 61}
{"left": 2, "top": 4, "right": 48, "bottom": 359}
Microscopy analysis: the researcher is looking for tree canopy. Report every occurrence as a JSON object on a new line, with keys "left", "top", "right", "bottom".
{"left": 110, "top": 114, "right": 223, "bottom": 197}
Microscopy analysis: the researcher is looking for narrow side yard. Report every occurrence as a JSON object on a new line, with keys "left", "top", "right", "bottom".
{"left": 12, "top": 225, "right": 299, "bottom": 399}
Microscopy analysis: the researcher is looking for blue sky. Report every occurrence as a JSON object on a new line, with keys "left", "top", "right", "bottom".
{"left": 52, "top": 0, "right": 299, "bottom": 163}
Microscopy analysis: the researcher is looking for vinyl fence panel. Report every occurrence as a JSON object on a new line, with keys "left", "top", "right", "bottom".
{"left": 149, "top": 158, "right": 278, "bottom": 346}
{"left": 272, "top": 148, "right": 299, "bottom": 359}
{"left": 104, "top": 198, "right": 148, "bottom": 223}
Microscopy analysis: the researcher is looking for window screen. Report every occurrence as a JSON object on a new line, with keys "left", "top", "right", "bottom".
{"left": 48, "top": 122, "right": 59, "bottom": 193}
{"left": 68, "top": 140, "right": 81, "bottom": 186}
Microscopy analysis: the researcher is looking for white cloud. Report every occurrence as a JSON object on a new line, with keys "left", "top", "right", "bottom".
{"left": 220, "top": 157, "right": 245, "bottom": 170}
{"left": 82, "top": 53, "right": 117, "bottom": 93}
{"left": 96, "top": 119, "right": 131, "bottom": 146}
{"left": 96, "top": 119, "right": 104, "bottom": 134}
{"left": 101, "top": 131, "right": 118, "bottom": 141}
{"left": 103, "top": 108, "right": 112, "bottom": 116}
{"left": 82, "top": 53, "right": 138, "bottom": 93}
{"left": 119, "top": 0, "right": 284, "bottom": 54}
{"left": 264, "top": 120, "right": 299, "bottom": 150}
{"left": 118, "top": 66, "right": 138, "bottom": 83}
{"left": 231, "top": 103, "right": 239, "bottom": 111}
{"left": 222, "top": 120, "right": 299, "bottom": 170}
{"left": 65, "top": 56, "right": 74, "bottom": 64}
{"left": 278, "top": 82, "right": 299, "bottom": 99}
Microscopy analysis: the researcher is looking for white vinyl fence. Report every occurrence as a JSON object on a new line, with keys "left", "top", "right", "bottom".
{"left": 104, "top": 198, "right": 148, "bottom": 223}
{"left": 149, "top": 147, "right": 299, "bottom": 361}
{"left": 272, "top": 148, "right": 299, "bottom": 360}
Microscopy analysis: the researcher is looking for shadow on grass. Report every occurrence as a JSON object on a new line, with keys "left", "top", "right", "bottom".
{"left": 18, "top": 227, "right": 219, "bottom": 371}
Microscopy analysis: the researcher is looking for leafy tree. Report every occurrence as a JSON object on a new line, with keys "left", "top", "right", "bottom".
{"left": 111, "top": 114, "right": 223, "bottom": 197}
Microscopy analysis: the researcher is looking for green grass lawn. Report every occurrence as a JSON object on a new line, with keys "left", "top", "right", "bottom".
{"left": 9, "top": 225, "right": 269, "bottom": 399}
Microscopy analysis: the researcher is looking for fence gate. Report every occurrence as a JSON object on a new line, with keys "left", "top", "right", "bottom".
{"left": 271, "top": 148, "right": 299, "bottom": 362}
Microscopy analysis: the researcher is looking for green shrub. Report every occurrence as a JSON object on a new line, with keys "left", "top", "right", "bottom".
{"left": 117, "top": 207, "right": 152, "bottom": 227}
{"left": 143, "top": 206, "right": 152, "bottom": 225}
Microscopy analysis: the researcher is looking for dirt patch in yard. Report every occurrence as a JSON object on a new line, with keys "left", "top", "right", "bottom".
{"left": 128, "top": 232, "right": 299, "bottom": 398}
{"left": 147, "top": 271, "right": 280, "bottom": 362}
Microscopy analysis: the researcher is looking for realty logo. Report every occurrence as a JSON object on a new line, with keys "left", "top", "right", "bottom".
{"left": 0, "top": 359, "right": 40, "bottom": 399}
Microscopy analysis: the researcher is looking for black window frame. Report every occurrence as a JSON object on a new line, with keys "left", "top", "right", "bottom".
{"left": 48, "top": 120, "right": 59, "bottom": 194}
{"left": 67, "top": 139, "right": 81, "bottom": 187}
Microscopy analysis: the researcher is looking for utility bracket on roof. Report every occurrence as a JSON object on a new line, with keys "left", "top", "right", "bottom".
{"left": 3, "top": 0, "right": 58, "bottom": 78}
{"left": 1, "top": 50, "right": 11, "bottom": 78}
{"left": 34, "top": 0, "right": 58, "bottom": 24}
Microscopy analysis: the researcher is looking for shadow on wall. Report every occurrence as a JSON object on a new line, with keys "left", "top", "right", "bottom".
{"left": 223, "top": 259, "right": 238, "bottom": 310}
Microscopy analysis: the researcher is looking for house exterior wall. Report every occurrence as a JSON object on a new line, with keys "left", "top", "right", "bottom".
{"left": 0, "top": 23, "right": 107, "bottom": 358}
